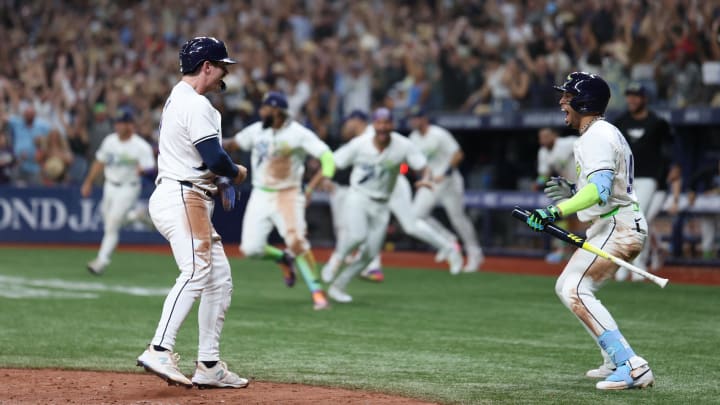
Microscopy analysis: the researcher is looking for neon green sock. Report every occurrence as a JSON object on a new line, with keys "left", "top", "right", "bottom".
{"left": 263, "top": 245, "right": 284, "bottom": 261}
{"left": 296, "top": 254, "right": 323, "bottom": 292}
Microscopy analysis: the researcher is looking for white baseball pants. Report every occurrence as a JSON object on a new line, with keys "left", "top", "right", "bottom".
{"left": 97, "top": 182, "right": 141, "bottom": 263}
{"left": 412, "top": 170, "right": 481, "bottom": 256}
{"left": 330, "top": 190, "right": 390, "bottom": 291}
{"left": 556, "top": 208, "right": 647, "bottom": 341}
{"left": 240, "top": 187, "right": 310, "bottom": 257}
{"left": 148, "top": 181, "right": 233, "bottom": 361}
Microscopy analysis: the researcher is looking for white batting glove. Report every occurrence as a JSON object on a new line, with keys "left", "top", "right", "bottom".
{"left": 544, "top": 176, "right": 575, "bottom": 202}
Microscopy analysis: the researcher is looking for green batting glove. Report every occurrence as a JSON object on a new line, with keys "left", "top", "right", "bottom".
{"left": 526, "top": 205, "right": 561, "bottom": 232}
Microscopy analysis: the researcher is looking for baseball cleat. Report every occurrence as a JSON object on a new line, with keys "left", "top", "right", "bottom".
{"left": 435, "top": 241, "right": 460, "bottom": 263}
{"left": 360, "top": 268, "right": 384, "bottom": 282}
{"left": 137, "top": 345, "right": 193, "bottom": 388}
{"left": 447, "top": 246, "right": 463, "bottom": 275}
{"left": 463, "top": 251, "right": 484, "bottom": 273}
{"left": 276, "top": 251, "right": 296, "bottom": 287}
{"left": 586, "top": 363, "right": 616, "bottom": 379}
{"left": 191, "top": 360, "right": 249, "bottom": 389}
{"left": 87, "top": 258, "right": 109, "bottom": 275}
{"left": 328, "top": 285, "right": 352, "bottom": 303}
{"left": 312, "top": 290, "right": 330, "bottom": 310}
{"left": 596, "top": 356, "right": 654, "bottom": 390}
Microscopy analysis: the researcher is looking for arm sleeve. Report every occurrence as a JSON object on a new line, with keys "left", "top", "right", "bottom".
{"left": 556, "top": 183, "right": 601, "bottom": 216}
{"left": 319, "top": 150, "right": 335, "bottom": 178}
{"left": 195, "top": 138, "right": 239, "bottom": 178}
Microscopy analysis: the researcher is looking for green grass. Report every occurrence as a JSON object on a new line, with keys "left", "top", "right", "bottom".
{"left": 0, "top": 246, "right": 718, "bottom": 404}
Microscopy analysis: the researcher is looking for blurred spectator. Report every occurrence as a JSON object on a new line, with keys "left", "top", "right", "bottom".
{"left": 0, "top": 0, "right": 717, "bottom": 189}
{"left": 5, "top": 104, "right": 51, "bottom": 186}
{"left": 61, "top": 107, "right": 90, "bottom": 185}
{"left": 685, "top": 159, "right": 720, "bottom": 259}
{"left": 87, "top": 103, "right": 113, "bottom": 178}
{"left": 337, "top": 59, "right": 371, "bottom": 118}
{"left": 37, "top": 128, "right": 74, "bottom": 186}
{"left": 659, "top": 50, "right": 703, "bottom": 108}
{"left": 522, "top": 55, "right": 557, "bottom": 109}
{"left": 0, "top": 130, "right": 14, "bottom": 185}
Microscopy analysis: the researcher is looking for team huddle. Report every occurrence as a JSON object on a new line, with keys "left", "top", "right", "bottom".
{"left": 85, "top": 36, "right": 656, "bottom": 392}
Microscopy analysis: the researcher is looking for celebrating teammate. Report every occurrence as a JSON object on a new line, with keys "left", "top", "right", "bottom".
{"left": 319, "top": 110, "right": 462, "bottom": 283}
{"left": 81, "top": 110, "right": 155, "bottom": 275}
{"left": 408, "top": 108, "right": 484, "bottom": 272}
{"left": 526, "top": 72, "right": 654, "bottom": 390}
{"left": 225, "top": 91, "right": 333, "bottom": 310}
{"left": 323, "top": 108, "right": 431, "bottom": 303}
{"left": 613, "top": 82, "right": 680, "bottom": 279}
{"left": 535, "top": 127, "right": 580, "bottom": 263}
{"left": 136, "top": 37, "right": 249, "bottom": 389}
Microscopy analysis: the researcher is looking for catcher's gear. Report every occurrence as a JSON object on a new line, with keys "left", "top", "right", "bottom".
{"left": 526, "top": 205, "right": 561, "bottom": 232}
{"left": 179, "top": 36, "right": 236, "bottom": 74}
{"left": 554, "top": 72, "right": 610, "bottom": 115}
{"left": 544, "top": 176, "right": 576, "bottom": 201}
{"left": 215, "top": 176, "right": 238, "bottom": 211}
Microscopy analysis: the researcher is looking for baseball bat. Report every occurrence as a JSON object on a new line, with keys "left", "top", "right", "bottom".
{"left": 511, "top": 208, "right": 669, "bottom": 288}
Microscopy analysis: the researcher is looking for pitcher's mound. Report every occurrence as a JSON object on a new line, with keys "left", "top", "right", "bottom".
{"left": 1, "top": 368, "right": 436, "bottom": 404}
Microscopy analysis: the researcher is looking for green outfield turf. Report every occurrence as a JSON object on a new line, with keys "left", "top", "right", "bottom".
{"left": 0, "top": 246, "right": 718, "bottom": 404}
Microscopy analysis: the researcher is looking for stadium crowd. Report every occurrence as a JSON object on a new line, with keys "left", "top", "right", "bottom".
{"left": 0, "top": 0, "right": 718, "bottom": 188}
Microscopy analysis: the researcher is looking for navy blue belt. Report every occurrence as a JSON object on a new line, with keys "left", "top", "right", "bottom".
{"left": 178, "top": 180, "right": 213, "bottom": 198}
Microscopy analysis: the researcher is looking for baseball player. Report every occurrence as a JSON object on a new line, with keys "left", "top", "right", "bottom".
{"left": 408, "top": 108, "right": 484, "bottom": 272}
{"left": 225, "top": 91, "right": 334, "bottom": 310}
{"left": 526, "top": 72, "right": 654, "bottom": 390}
{"left": 535, "top": 127, "right": 579, "bottom": 263}
{"left": 613, "top": 82, "right": 680, "bottom": 280}
{"left": 318, "top": 110, "right": 462, "bottom": 283}
{"left": 323, "top": 108, "right": 431, "bottom": 303}
{"left": 136, "top": 37, "right": 249, "bottom": 389}
{"left": 81, "top": 110, "right": 155, "bottom": 275}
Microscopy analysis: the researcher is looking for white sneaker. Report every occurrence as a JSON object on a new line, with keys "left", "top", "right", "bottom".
{"left": 137, "top": 345, "right": 193, "bottom": 388}
{"left": 596, "top": 356, "right": 654, "bottom": 390}
{"left": 463, "top": 251, "right": 484, "bottom": 273}
{"left": 446, "top": 246, "right": 463, "bottom": 275}
{"left": 87, "top": 258, "right": 109, "bottom": 275}
{"left": 586, "top": 363, "right": 616, "bottom": 378}
{"left": 191, "top": 360, "right": 249, "bottom": 389}
{"left": 328, "top": 285, "right": 352, "bottom": 303}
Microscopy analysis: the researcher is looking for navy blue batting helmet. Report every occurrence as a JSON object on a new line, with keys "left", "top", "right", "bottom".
{"left": 179, "top": 37, "right": 237, "bottom": 74}
{"left": 553, "top": 72, "right": 610, "bottom": 114}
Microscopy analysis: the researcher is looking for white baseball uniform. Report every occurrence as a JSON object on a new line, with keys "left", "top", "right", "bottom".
{"left": 148, "top": 81, "right": 234, "bottom": 361}
{"left": 324, "top": 127, "right": 458, "bottom": 277}
{"left": 409, "top": 124, "right": 483, "bottom": 269}
{"left": 328, "top": 131, "right": 427, "bottom": 294}
{"left": 93, "top": 132, "right": 155, "bottom": 265}
{"left": 555, "top": 119, "right": 647, "bottom": 348}
{"left": 537, "top": 135, "right": 578, "bottom": 181}
{"left": 232, "top": 120, "right": 330, "bottom": 258}
{"left": 537, "top": 135, "right": 580, "bottom": 262}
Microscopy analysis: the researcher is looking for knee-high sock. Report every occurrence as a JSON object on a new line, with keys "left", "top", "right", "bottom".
{"left": 598, "top": 329, "right": 636, "bottom": 366}
{"left": 296, "top": 252, "right": 323, "bottom": 292}
{"left": 263, "top": 245, "right": 284, "bottom": 261}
